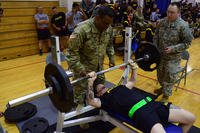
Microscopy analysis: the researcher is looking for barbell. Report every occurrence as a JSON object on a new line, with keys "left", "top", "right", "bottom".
{"left": 7, "top": 42, "right": 160, "bottom": 113}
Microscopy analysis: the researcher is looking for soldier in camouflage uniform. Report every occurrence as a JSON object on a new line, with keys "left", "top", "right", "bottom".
{"left": 132, "top": 6, "right": 146, "bottom": 31}
{"left": 67, "top": 5, "right": 115, "bottom": 105}
{"left": 153, "top": 2, "right": 193, "bottom": 101}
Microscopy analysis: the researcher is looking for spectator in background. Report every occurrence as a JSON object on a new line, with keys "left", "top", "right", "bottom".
{"left": 127, "top": 6, "right": 134, "bottom": 26}
{"left": 130, "top": 0, "right": 138, "bottom": 10}
{"left": 0, "top": 7, "right": 3, "bottom": 17}
{"left": 144, "top": 0, "right": 156, "bottom": 9}
{"left": 80, "top": 0, "right": 95, "bottom": 18}
{"left": 96, "top": 0, "right": 107, "bottom": 5}
{"left": 66, "top": 2, "right": 88, "bottom": 35}
{"left": 132, "top": 6, "right": 146, "bottom": 32}
{"left": 34, "top": 6, "right": 51, "bottom": 56}
{"left": 151, "top": 2, "right": 158, "bottom": 12}
{"left": 150, "top": 8, "right": 160, "bottom": 29}
{"left": 143, "top": 7, "right": 151, "bottom": 21}
{"left": 51, "top": 6, "right": 69, "bottom": 51}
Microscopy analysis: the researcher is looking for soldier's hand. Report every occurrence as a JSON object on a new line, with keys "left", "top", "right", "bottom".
{"left": 79, "top": 7, "right": 84, "bottom": 13}
{"left": 128, "top": 59, "right": 138, "bottom": 70}
{"left": 109, "top": 58, "right": 115, "bottom": 67}
{"left": 164, "top": 47, "right": 172, "bottom": 54}
{"left": 109, "top": 62, "right": 115, "bottom": 67}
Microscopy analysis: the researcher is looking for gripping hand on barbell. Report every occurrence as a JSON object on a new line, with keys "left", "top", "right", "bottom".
{"left": 87, "top": 71, "right": 96, "bottom": 100}
{"left": 128, "top": 59, "right": 138, "bottom": 70}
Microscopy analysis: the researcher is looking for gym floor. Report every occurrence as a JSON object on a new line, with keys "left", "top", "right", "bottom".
{"left": 0, "top": 38, "right": 200, "bottom": 133}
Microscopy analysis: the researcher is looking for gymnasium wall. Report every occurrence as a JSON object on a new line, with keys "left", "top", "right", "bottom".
{"left": 0, "top": 0, "right": 67, "bottom": 61}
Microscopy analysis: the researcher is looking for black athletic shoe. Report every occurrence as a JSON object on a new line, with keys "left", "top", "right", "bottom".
{"left": 160, "top": 95, "right": 169, "bottom": 102}
{"left": 48, "top": 48, "right": 51, "bottom": 52}
{"left": 39, "top": 49, "right": 43, "bottom": 56}
{"left": 154, "top": 88, "right": 163, "bottom": 96}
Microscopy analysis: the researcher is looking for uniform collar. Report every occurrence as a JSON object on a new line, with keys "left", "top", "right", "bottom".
{"left": 166, "top": 17, "right": 180, "bottom": 28}
{"left": 89, "top": 18, "right": 100, "bottom": 33}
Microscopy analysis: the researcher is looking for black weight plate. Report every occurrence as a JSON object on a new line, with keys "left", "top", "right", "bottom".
{"left": 47, "top": 75, "right": 62, "bottom": 100}
{"left": 135, "top": 42, "right": 160, "bottom": 71}
{"left": 44, "top": 63, "right": 74, "bottom": 112}
{"left": 4, "top": 103, "right": 37, "bottom": 122}
{"left": 22, "top": 117, "right": 49, "bottom": 133}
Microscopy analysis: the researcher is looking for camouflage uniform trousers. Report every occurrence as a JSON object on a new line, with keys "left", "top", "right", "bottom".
{"left": 157, "top": 58, "right": 181, "bottom": 96}
{"left": 73, "top": 73, "right": 105, "bottom": 105}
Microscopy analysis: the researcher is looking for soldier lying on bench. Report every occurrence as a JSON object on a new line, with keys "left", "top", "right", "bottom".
{"left": 86, "top": 60, "right": 196, "bottom": 133}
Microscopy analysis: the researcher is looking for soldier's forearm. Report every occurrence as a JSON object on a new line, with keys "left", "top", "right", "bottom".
{"left": 70, "top": 62, "right": 86, "bottom": 74}
{"left": 171, "top": 42, "right": 191, "bottom": 53}
{"left": 88, "top": 98, "right": 101, "bottom": 108}
{"left": 68, "top": 54, "right": 85, "bottom": 73}
{"left": 130, "top": 68, "right": 137, "bottom": 81}
{"left": 106, "top": 47, "right": 115, "bottom": 58}
{"left": 38, "top": 20, "right": 48, "bottom": 24}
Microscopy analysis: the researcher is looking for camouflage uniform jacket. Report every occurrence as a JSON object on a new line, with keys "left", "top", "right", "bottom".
{"left": 153, "top": 17, "right": 193, "bottom": 60}
{"left": 67, "top": 18, "right": 115, "bottom": 75}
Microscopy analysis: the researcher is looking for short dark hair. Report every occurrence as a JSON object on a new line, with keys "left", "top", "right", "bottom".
{"left": 169, "top": 2, "right": 181, "bottom": 11}
{"left": 93, "top": 78, "right": 105, "bottom": 95}
{"left": 96, "top": 5, "right": 115, "bottom": 18}
{"left": 72, "top": 2, "right": 79, "bottom": 8}
{"left": 52, "top": 6, "right": 56, "bottom": 10}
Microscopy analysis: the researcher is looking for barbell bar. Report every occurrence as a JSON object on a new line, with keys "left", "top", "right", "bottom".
{"left": 71, "top": 55, "right": 149, "bottom": 84}
{"left": 7, "top": 55, "right": 148, "bottom": 109}
{"left": 7, "top": 87, "right": 52, "bottom": 108}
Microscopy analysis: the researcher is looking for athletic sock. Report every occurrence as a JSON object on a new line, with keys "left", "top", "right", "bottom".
{"left": 39, "top": 49, "right": 43, "bottom": 56}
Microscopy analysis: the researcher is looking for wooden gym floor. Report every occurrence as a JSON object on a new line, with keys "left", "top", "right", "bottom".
{"left": 0, "top": 38, "right": 200, "bottom": 133}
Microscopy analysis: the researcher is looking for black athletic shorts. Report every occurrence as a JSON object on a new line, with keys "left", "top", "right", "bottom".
{"left": 55, "top": 27, "right": 69, "bottom": 36}
{"left": 37, "top": 29, "right": 51, "bottom": 40}
{"left": 132, "top": 101, "right": 170, "bottom": 133}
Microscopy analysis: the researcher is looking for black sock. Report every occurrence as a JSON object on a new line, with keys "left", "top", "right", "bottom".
{"left": 48, "top": 48, "right": 51, "bottom": 52}
{"left": 39, "top": 49, "right": 43, "bottom": 55}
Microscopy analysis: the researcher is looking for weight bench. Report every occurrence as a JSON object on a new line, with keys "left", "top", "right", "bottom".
{"left": 55, "top": 82, "right": 182, "bottom": 133}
